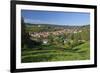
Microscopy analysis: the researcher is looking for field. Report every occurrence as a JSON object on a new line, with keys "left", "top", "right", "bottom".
{"left": 22, "top": 42, "right": 90, "bottom": 62}
{"left": 21, "top": 18, "right": 90, "bottom": 63}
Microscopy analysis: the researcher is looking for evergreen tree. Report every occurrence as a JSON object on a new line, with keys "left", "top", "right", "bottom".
{"left": 21, "top": 17, "right": 30, "bottom": 48}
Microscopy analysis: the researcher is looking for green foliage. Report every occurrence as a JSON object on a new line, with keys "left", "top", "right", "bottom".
{"left": 21, "top": 42, "right": 90, "bottom": 62}
{"left": 21, "top": 21, "right": 90, "bottom": 63}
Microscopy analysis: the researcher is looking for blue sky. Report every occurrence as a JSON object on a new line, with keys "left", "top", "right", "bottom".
{"left": 21, "top": 10, "right": 90, "bottom": 26}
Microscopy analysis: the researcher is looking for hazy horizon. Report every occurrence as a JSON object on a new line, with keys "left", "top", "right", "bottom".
{"left": 25, "top": 22, "right": 90, "bottom": 26}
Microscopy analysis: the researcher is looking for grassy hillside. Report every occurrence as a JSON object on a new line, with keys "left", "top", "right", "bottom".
{"left": 21, "top": 20, "right": 90, "bottom": 63}
{"left": 21, "top": 42, "right": 90, "bottom": 62}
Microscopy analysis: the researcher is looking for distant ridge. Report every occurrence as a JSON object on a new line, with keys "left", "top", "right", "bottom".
{"left": 25, "top": 22, "right": 90, "bottom": 27}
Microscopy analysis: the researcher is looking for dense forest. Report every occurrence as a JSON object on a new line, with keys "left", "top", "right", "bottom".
{"left": 21, "top": 18, "right": 90, "bottom": 63}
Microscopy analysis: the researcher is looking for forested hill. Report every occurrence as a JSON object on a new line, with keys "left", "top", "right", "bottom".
{"left": 25, "top": 23, "right": 90, "bottom": 29}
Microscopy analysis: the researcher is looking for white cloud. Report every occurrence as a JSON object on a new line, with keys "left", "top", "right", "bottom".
{"left": 24, "top": 18, "right": 43, "bottom": 24}
{"left": 24, "top": 18, "right": 57, "bottom": 24}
